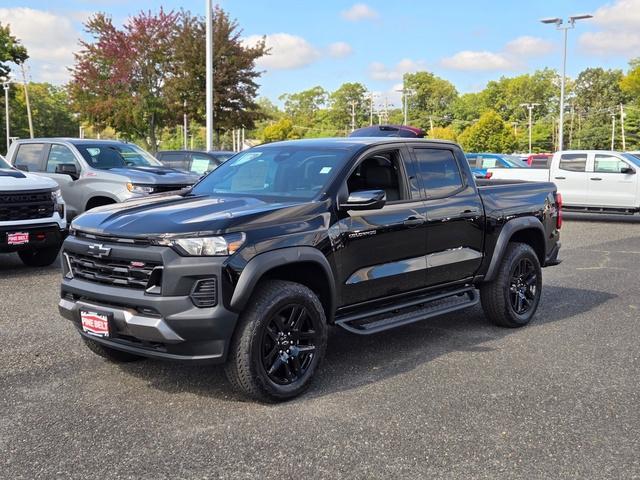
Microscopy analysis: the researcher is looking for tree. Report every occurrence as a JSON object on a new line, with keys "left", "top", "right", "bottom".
{"left": 280, "top": 86, "right": 328, "bottom": 129}
{"left": 620, "top": 59, "right": 640, "bottom": 100}
{"left": 457, "top": 110, "right": 516, "bottom": 153}
{"left": 404, "top": 72, "right": 458, "bottom": 129}
{"left": 261, "top": 118, "right": 300, "bottom": 143}
{"left": 0, "top": 23, "right": 28, "bottom": 79}
{"left": 328, "top": 82, "right": 367, "bottom": 130}
{"left": 428, "top": 126, "right": 457, "bottom": 141}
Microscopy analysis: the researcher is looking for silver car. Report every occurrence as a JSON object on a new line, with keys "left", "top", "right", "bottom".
{"left": 6, "top": 139, "right": 201, "bottom": 220}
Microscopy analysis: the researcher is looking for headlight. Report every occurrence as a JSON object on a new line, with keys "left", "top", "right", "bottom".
{"left": 127, "top": 183, "right": 155, "bottom": 194}
{"left": 51, "top": 188, "right": 63, "bottom": 203}
{"left": 162, "top": 232, "right": 246, "bottom": 256}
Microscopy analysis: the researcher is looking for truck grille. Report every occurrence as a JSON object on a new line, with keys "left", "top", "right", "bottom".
{"left": 154, "top": 184, "right": 190, "bottom": 193}
{"left": 0, "top": 190, "right": 54, "bottom": 221}
{"left": 66, "top": 252, "right": 162, "bottom": 290}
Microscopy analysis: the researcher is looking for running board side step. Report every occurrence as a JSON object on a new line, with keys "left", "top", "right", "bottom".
{"left": 335, "top": 287, "right": 479, "bottom": 335}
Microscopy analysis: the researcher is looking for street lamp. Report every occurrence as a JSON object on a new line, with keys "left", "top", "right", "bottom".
{"left": 520, "top": 103, "right": 540, "bottom": 154}
{"left": 541, "top": 14, "right": 593, "bottom": 152}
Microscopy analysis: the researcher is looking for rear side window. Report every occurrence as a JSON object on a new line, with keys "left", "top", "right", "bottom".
{"left": 14, "top": 143, "right": 45, "bottom": 172}
{"left": 559, "top": 154, "right": 587, "bottom": 172}
{"left": 413, "top": 148, "right": 463, "bottom": 199}
{"left": 594, "top": 154, "right": 628, "bottom": 173}
{"left": 46, "top": 145, "right": 78, "bottom": 173}
{"left": 531, "top": 157, "right": 550, "bottom": 168}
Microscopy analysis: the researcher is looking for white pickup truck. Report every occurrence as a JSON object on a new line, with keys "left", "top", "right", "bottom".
{"left": 0, "top": 153, "right": 66, "bottom": 266}
{"left": 488, "top": 150, "right": 640, "bottom": 214}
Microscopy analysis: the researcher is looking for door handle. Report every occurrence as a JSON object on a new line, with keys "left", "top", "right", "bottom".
{"left": 590, "top": 177, "right": 602, "bottom": 181}
{"left": 554, "top": 176, "right": 566, "bottom": 180}
{"left": 403, "top": 216, "right": 424, "bottom": 226}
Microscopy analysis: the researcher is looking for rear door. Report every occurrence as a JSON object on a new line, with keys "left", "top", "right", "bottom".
{"left": 11, "top": 143, "right": 47, "bottom": 173}
{"left": 410, "top": 146, "right": 485, "bottom": 287}
{"left": 551, "top": 153, "right": 588, "bottom": 205}
{"left": 587, "top": 153, "right": 638, "bottom": 208}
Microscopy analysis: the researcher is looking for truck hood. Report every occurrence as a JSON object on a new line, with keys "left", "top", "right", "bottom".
{"left": 71, "top": 193, "right": 324, "bottom": 237}
{"left": 107, "top": 166, "right": 200, "bottom": 185}
{"left": 0, "top": 168, "right": 58, "bottom": 191}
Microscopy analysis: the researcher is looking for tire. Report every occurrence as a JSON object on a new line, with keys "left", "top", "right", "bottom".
{"left": 480, "top": 242, "right": 542, "bottom": 328}
{"left": 82, "top": 336, "right": 144, "bottom": 363}
{"left": 224, "top": 280, "right": 328, "bottom": 402}
{"left": 18, "top": 245, "right": 61, "bottom": 267}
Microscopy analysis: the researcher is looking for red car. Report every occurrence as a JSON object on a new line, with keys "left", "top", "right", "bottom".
{"left": 526, "top": 153, "right": 552, "bottom": 168}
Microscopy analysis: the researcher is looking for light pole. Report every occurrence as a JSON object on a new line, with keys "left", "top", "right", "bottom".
{"left": 183, "top": 100, "right": 188, "bottom": 150}
{"left": 3, "top": 81, "right": 11, "bottom": 155}
{"left": 205, "top": 0, "right": 214, "bottom": 151}
{"left": 541, "top": 14, "right": 592, "bottom": 152}
{"left": 610, "top": 112, "right": 616, "bottom": 150}
{"left": 520, "top": 103, "right": 540, "bottom": 154}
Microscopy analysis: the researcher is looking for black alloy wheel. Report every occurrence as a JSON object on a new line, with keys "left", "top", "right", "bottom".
{"left": 509, "top": 257, "right": 538, "bottom": 315}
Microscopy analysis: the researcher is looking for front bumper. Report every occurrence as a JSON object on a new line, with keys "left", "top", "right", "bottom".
{"left": 59, "top": 235, "right": 239, "bottom": 363}
{"left": 0, "top": 222, "right": 65, "bottom": 253}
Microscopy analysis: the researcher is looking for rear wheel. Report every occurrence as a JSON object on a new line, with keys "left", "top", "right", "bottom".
{"left": 82, "top": 337, "right": 144, "bottom": 363}
{"left": 18, "top": 245, "right": 61, "bottom": 267}
{"left": 224, "top": 280, "right": 328, "bottom": 402}
{"left": 480, "top": 242, "right": 542, "bottom": 328}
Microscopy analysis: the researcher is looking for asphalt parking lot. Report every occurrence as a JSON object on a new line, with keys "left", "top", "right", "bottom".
{"left": 1, "top": 215, "right": 639, "bottom": 479}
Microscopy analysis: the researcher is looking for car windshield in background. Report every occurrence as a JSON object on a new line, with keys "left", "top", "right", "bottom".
{"left": 75, "top": 143, "right": 163, "bottom": 170}
{"left": 191, "top": 146, "right": 350, "bottom": 201}
{"left": 0, "top": 155, "right": 11, "bottom": 169}
{"left": 503, "top": 155, "right": 528, "bottom": 167}
{"left": 622, "top": 153, "right": 640, "bottom": 167}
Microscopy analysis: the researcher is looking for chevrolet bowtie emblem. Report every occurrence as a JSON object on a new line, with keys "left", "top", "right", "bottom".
{"left": 87, "top": 243, "right": 111, "bottom": 258}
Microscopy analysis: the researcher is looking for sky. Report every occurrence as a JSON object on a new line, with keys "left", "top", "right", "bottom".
{"left": 1, "top": 0, "right": 639, "bottom": 107}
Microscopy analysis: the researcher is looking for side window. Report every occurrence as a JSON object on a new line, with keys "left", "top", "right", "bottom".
{"left": 159, "top": 153, "right": 188, "bottom": 170}
{"left": 14, "top": 143, "right": 45, "bottom": 172}
{"left": 559, "top": 153, "right": 587, "bottom": 172}
{"left": 46, "top": 145, "right": 78, "bottom": 173}
{"left": 346, "top": 150, "right": 406, "bottom": 202}
{"left": 191, "top": 153, "right": 216, "bottom": 174}
{"left": 480, "top": 158, "right": 498, "bottom": 169}
{"left": 594, "top": 154, "right": 629, "bottom": 174}
{"left": 532, "top": 157, "right": 549, "bottom": 168}
{"left": 413, "top": 148, "right": 463, "bottom": 199}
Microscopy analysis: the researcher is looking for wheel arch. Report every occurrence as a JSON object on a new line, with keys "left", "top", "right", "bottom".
{"left": 484, "top": 217, "right": 546, "bottom": 282}
{"left": 85, "top": 195, "right": 118, "bottom": 211}
{"left": 230, "top": 247, "right": 337, "bottom": 323}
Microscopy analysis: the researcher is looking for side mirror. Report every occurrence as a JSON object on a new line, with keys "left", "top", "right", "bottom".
{"left": 621, "top": 166, "right": 635, "bottom": 174}
{"left": 339, "top": 189, "right": 386, "bottom": 211}
{"left": 16, "top": 164, "right": 29, "bottom": 172}
{"left": 55, "top": 163, "right": 79, "bottom": 180}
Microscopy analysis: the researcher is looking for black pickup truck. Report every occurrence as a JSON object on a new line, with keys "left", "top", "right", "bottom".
{"left": 58, "top": 138, "right": 561, "bottom": 401}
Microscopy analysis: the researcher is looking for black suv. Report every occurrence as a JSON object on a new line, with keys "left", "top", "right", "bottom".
{"left": 59, "top": 138, "right": 561, "bottom": 401}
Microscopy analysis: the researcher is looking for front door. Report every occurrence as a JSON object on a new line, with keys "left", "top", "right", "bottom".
{"left": 335, "top": 147, "right": 428, "bottom": 307}
{"left": 587, "top": 153, "right": 639, "bottom": 208}
{"left": 40, "top": 144, "right": 84, "bottom": 217}
{"left": 410, "top": 146, "right": 485, "bottom": 287}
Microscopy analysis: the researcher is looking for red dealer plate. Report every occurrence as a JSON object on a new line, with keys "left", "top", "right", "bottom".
{"left": 7, "top": 232, "right": 29, "bottom": 245}
{"left": 80, "top": 310, "right": 110, "bottom": 338}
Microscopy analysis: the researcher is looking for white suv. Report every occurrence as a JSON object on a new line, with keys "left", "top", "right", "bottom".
{"left": 0, "top": 153, "right": 66, "bottom": 266}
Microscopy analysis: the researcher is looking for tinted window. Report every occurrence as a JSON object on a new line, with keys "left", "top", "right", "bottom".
{"left": 158, "top": 152, "right": 188, "bottom": 162}
{"left": 46, "top": 145, "right": 78, "bottom": 173}
{"left": 414, "top": 148, "right": 463, "bottom": 198}
{"left": 14, "top": 143, "right": 45, "bottom": 172}
{"left": 531, "top": 157, "right": 550, "bottom": 168}
{"left": 559, "top": 153, "right": 587, "bottom": 172}
{"left": 192, "top": 146, "right": 350, "bottom": 201}
{"left": 191, "top": 153, "right": 217, "bottom": 174}
{"left": 594, "top": 154, "right": 630, "bottom": 173}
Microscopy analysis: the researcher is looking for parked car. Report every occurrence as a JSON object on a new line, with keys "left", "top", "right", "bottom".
{"left": 349, "top": 125, "right": 425, "bottom": 138}
{"left": 58, "top": 137, "right": 561, "bottom": 401}
{"left": 465, "top": 153, "right": 528, "bottom": 178}
{"left": 488, "top": 150, "right": 640, "bottom": 214}
{"left": 156, "top": 150, "right": 235, "bottom": 175}
{"left": 1, "top": 151, "right": 66, "bottom": 266}
{"left": 6, "top": 139, "right": 201, "bottom": 220}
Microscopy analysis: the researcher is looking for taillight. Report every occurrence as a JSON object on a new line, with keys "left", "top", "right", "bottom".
{"left": 484, "top": 171, "right": 493, "bottom": 179}
{"left": 555, "top": 192, "right": 563, "bottom": 229}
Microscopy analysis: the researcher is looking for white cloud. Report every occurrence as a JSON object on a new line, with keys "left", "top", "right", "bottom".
{"left": 440, "top": 51, "right": 519, "bottom": 71}
{"left": 327, "top": 41, "right": 353, "bottom": 58}
{"left": 578, "top": 0, "right": 640, "bottom": 57}
{"left": 0, "top": 7, "right": 81, "bottom": 83}
{"left": 505, "top": 36, "right": 554, "bottom": 56}
{"left": 243, "top": 33, "right": 320, "bottom": 70}
{"left": 341, "top": 3, "right": 379, "bottom": 22}
{"left": 369, "top": 58, "right": 427, "bottom": 81}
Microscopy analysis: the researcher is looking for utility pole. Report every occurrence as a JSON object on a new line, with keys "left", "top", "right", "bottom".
{"left": 205, "top": 0, "right": 214, "bottom": 151}
{"left": 3, "top": 81, "right": 10, "bottom": 155}
{"left": 348, "top": 100, "right": 357, "bottom": 132}
{"left": 620, "top": 104, "right": 626, "bottom": 151}
{"left": 429, "top": 116, "right": 434, "bottom": 135}
{"left": 520, "top": 103, "right": 540, "bottom": 154}
{"left": 365, "top": 92, "right": 377, "bottom": 126}
{"left": 183, "top": 100, "right": 188, "bottom": 150}
{"left": 541, "top": 14, "right": 593, "bottom": 152}
{"left": 20, "top": 64, "right": 34, "bottom": 138}
{"left": 512, "top": 121, "right": 518, "bottom": 138}
{"left": 569, "top": 105, "right": 575, "bottom": 149}
{"left": 610, "top": 112, "right": 616, "bottom": 150}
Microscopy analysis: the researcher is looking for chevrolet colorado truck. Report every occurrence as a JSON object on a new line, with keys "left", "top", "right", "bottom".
{"left": 58, "top": 138, "right": 561, "bottom": 401}
{"left": 1, "top": 153, "right": 66, "bottom": 266}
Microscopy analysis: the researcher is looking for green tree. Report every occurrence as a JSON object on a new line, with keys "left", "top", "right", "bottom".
{"left": 279, "top": 86, "right": 328, "bottom": 128}
{"left": 328, "top": 82, "right": 368, "bottom": 131}
{"left": 428, "top": 126, "right": 457, "bottom": 141}
{"left": 0, "top": 22, "right": 28, "bottom": 79}
{"left": 260, "top": 117, "right": 300, "bottom": 142}
{"left": 404, "top": 71, "right": 458, "bottom": 129}
{"left": 458, "top": 110, "right": 516, "bottom": 153}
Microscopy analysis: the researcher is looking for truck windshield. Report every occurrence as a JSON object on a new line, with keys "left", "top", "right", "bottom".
{"left": 622, "top": 153, "right": 640, "bottom": 167}
{"left": 75, "top": 143, "right": 163, "bottom": 170}
{"left": 191, "top": 146, "right": 350, "bottom": 201}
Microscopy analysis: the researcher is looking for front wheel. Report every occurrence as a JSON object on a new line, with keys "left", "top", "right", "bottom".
{"left": 224, "top": 280, "right": 328, "bottom": 402}
{"left": 480, "top": 242, "right": 542, "bottom": 328}
{"left": 18, "top": 245, "right": 61, "bottom": 267}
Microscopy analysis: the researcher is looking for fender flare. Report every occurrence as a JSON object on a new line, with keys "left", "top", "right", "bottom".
{"left": 484, "top": 216, "right": 546, "bottom": 281}
{"left": 230, "top": 246, "right": 336, "bottom": 320}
